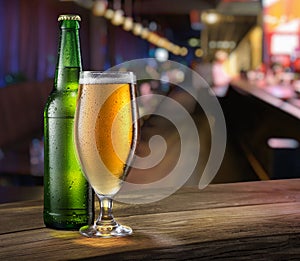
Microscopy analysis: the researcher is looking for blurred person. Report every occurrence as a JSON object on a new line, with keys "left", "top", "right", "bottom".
{"left": 211, "top": 50, "right": 231, "bottom": 97}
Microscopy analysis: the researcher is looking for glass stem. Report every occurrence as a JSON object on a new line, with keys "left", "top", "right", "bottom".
{"left": 95, "top": 196, "right": 117, "bottom": 227}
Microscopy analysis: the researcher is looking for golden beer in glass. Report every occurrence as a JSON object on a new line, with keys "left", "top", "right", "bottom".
{"left": 74, "top": 71, "right": 138, "bottom": 237}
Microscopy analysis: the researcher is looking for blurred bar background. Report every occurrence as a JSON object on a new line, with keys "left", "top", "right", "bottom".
{"left": 1, "top": 0, "right": 300, "bottom": 202}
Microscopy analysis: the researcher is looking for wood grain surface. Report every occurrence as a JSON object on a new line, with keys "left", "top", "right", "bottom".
{"left": 0, "top": 179, "right": 300, "bottom": 260}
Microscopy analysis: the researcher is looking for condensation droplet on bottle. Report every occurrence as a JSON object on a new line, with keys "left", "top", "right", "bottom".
{"left": 69, "top": 180, "right": 74, "bottom": 190}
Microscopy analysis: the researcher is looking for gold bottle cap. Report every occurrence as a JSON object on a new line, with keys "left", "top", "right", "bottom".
{"left": 58, "top": 14, "right": 81, "bottom": 22}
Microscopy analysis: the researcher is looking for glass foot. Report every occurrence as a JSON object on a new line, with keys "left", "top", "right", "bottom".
{"left": 79, "top": 223, "right": 132, "bottom": 238}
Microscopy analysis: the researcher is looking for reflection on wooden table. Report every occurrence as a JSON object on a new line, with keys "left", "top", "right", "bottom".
{"left": 0, "top": 179, "right": 299, "bottom": 260}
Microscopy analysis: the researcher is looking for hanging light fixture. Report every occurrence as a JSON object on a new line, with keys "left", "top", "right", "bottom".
{"left": 112, "top": 9, "right": 124, "bottom": 25}
{"left": 93, "top": 0, "right": 107, "bottom": 16}
{"left": 147, "top": 32, "right": 160, "bottom": 45}
{"left": 104, "top": 9, "right": 114, "bottom": 20}
{"left": 171, "top": 45, "right": 181, "bottom": 55}
{"left": 132, "top": 23, "right": 143, "bottom": 36}
{"left": 141, "top": 28, "right": 150, "bottom": 39}
{"left": 123, "top": 17, "right": 134, "bottom": 31}
{"left": 180, "top": 47, "right": 188, "bottom": 56}
{"left": 201, "top": 10, "right": 220, "bottom": 24}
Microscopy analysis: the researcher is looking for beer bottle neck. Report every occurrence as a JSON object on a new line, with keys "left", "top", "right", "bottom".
{"left": 55, "top": 20, "right": 82, "bottom": 91}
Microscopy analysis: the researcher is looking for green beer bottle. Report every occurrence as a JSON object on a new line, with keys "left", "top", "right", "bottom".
{"left": 43, "top": 14, "right": 93, "bottom": 229}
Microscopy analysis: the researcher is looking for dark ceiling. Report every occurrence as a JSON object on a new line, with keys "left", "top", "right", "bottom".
{"left": 128, "top": 0, "right": 261, "bottom": 58}
{"left": 132, "top": 0, "right": 219, "bottom": 15}
{"left": 132, "top": 0, "right": 261, "bottom": 16}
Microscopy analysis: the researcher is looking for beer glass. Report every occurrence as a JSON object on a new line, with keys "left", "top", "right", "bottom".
{"left": 74, "top": 71, "right": 139, "bottom": 237}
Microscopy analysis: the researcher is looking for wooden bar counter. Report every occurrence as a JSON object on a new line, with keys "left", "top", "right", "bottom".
{"left": 230, "top": 78, "right": 300, "bottom": 120}
{"left": 0, "top": 179, "right": 300, "bottom": 260}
